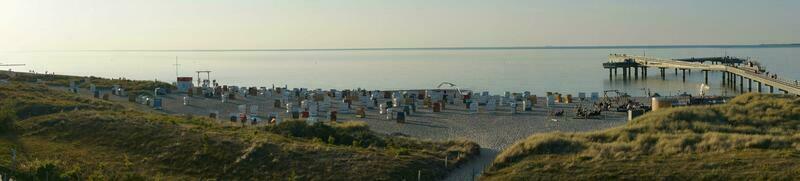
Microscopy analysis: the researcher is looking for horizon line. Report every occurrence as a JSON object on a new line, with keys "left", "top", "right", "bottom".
{"left": 9, "top": 43, "right": 800, "bottom": 52}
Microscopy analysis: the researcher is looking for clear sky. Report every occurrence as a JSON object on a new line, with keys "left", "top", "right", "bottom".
{"left": 1, "top": 0, "right": 798, "bottom": 50}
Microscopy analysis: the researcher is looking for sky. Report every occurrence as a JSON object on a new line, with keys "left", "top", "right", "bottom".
{"left": 1, "top": 0, "right": 798, "bottom": 50}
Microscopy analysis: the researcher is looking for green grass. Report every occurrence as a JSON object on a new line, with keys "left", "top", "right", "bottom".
{"left": 0, "top": 83, "right": 480, "bottom": 180}
{"left": 483, "top": 93, "right": 800, "bottom": 180}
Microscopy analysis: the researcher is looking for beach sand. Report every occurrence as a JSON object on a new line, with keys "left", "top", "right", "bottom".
{"left": 58, "top": 86, "right": 630, "bottom": 180}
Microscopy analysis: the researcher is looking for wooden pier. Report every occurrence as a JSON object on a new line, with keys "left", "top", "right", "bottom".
{"left": 603, "top": 54, "right": 800, "bottom": 95}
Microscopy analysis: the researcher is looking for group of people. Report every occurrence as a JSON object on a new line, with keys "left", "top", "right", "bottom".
{"left": 574, "top": 104, "right": 601, "bottom": 119}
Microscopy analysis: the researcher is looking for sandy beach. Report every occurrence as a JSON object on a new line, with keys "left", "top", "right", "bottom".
{"left": 58, "top": 86, "right": 631, "bottom": 180}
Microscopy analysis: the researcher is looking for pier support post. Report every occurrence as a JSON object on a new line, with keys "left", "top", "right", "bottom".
{"left": 740, "top": 76, "right": 744, "bottom": 94}
{"left": 622, "top": 67, "right": 628, "bottom": 80}
{"left": 634, "top": 67, "right": 639, "bottom": 79}
{"left": 748, "top": 79, "right": 752, "bottom": 92}
{"left": 627, "top": 67, "right": 631, "bottom": 80}
{"left": 704, "top": 70, "right": 709, "bottom": 85}
{"left": 674, "top": 68, "right": 678, "bottom": 75}
{"left": 770, "top": 85, "right": 774, "bottom": 93}
{"left": 660, "top": 68, "right": 665, "bottom": 80}
{"left": 757, "top": 81, "right": 762, "bottom": 93}
{"left": 732, "top": 74, "right": 737, "bottom": 90}
{"left": 628, "top": 67, "right": 632, "bottom": 80}
{"left": 721, "top": 71, "right": 726, "bottom": 85}
{"left": 729, "top": 72, "right": 733, "bottom": 87}
{"left": 681, "top": 69, "right": 686, "bottom": 82}
{"left": 609, "top": 68, "right": 613, "bottom": 80}
{"left": 728, "top": 72, "right": 732, "bottom": 87}
{"left": 642, "top": 67, "right": 647, "bottom": 79}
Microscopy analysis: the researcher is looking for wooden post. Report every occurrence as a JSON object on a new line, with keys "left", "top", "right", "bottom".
{"left": 704, "top": 70, "right": 709, "bottom": 85}
{"left": 748, "top": 79, "right": 752, "bottom": 92}
{"left": 740, "top": 76, "right": 744, "bottom": 94}
{"left": 682, "top": 69, "right": 686, "bottom": 82}
{"left": 660, "top": 68, "right": 666, "bottom": 80}
{"left": 727, "top": 72, "right": 731, "bottom": 87}
{"left": 642, "top": 67, "right": 647, "bottom": 79}
{"left": 627, "top": 67, "right": 632, "bottom": 80}
{"left": 623, "top": 67, "right": 628, "bottom": 80}
{"left": 758, "top": 81, "right": 762, "bottom": 93}
{"left": 721, "top": 71, "right": 726, "bottom": 85}
{"left": 731, "top": 73, "right": 736, "bottom": 89}
{"left": 634, "top": 67, "right": 639, "bottom": 79}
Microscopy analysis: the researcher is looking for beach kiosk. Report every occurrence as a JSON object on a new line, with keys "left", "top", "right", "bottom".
{"left": 176, "top": 77, "right": 193, "bottom": 93}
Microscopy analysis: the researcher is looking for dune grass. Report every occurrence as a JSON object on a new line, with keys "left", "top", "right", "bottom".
{"left": 483, "top": 93, "right": 800, "bottom": 180}
{"left": 1, "top": 70, "right": 174, "bottom": 92}
{"left": 0, "top": 83, "right": 480, "bottom": 180}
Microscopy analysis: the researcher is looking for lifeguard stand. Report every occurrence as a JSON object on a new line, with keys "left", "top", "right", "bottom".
{"left": 196, "top": 71, "right": 212, "bottom": 87}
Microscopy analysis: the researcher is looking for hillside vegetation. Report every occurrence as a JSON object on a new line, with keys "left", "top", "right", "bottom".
{"left": 0, "top": 83, "right": 479, "bottom": 180}
{"left": 0, "top": 70, "right": 174, "bottom": 92}
{"left": 483, "top": 93, "right": 800, "bottom": 180}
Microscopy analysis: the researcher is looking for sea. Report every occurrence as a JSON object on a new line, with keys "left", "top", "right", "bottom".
{"left": 3, "top": 46, "right": 799, "bottom": 97}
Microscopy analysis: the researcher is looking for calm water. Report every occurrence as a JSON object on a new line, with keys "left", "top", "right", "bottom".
{"left": 3, "top": 47, "right": 799, "bottom": 96}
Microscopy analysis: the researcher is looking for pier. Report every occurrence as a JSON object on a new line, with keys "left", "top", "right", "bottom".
{"left": 603, "top": 55, "right": 800, "bottom": 95}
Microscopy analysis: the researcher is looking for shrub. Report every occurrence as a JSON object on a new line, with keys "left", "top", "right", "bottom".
{"left": 0, "top": 104, "right": 17, "bottom": 132}
{"left": 0, "top": 163, "right": 72, "bottom": 181}
{"left": 269, "top": 120, "right": 317, "bottom": 137}
{"left": 267, "top": 121, "right": 385, "bottom": 148}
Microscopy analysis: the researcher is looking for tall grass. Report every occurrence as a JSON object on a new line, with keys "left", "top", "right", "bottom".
{"left": 489, "top": 93, "right": 800, "bottom": 178}
{"left": 0, "top": 82, "right": 481, "bottom": 180}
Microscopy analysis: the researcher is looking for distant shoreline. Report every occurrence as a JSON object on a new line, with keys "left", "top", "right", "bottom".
{"left": 9, "top": 43, "right": 800, "bottom": 53}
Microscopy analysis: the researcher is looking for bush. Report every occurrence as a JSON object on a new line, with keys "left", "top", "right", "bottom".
{"left": 268, "top": 121, "right": 336, "bottom": 139}
{"left": 267, "top": 121, "right": 385, "bottom": 148}
{"left": 0, "top": 104, "right": 17, "bottom": 132}
{"left": 34, "top": 163, "right": 67, "bottom": 181}
{"left": 0, "top": 163, "right": 73, "bottom": 181}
